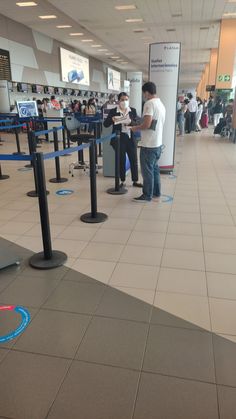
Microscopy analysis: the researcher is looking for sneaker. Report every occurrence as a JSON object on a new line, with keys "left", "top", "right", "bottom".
{"left": 133, "top": 195, "right": 151, "bottom": 203}
{"left": 133, "top": 182, "right": 143, "bottom": 188}
{"left": 120, "top": 182, "right": 126, "bottom": 188}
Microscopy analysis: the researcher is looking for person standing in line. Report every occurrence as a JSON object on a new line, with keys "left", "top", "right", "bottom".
{"left": 213, "top": 97, "right": 223, "bottom": 127}
{"left": 177, "top": 98, "right": 185, "bottom": 136}
{"left": 104, "top": 92, "right": 142, "bottom": 188}
{"left": 187, "top": 93, "right": 198, "bottom": 132}
{"left": 130, "top": 82, "right": 166, "bottom": 202}
{"left": 195, "top": 98, "right": 203, "bottom": 132}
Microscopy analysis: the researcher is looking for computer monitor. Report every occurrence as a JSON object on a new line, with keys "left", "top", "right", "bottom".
{"left": 17, "top": 101, "right": 39, "bottom": 118}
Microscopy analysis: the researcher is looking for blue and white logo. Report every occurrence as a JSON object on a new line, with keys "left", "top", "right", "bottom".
{"left": 161, "top": 194, "right": 173, "bottom": 203}
{"left": 56, "top": 189, "right": 74, "bottom": 196}
{"left": 0, "top": 305, "right": 31, "bottom": 343}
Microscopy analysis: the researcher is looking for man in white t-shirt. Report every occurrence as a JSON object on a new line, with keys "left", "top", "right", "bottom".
{"left": 130, "top": 82, "right": 166, "bottom": 202}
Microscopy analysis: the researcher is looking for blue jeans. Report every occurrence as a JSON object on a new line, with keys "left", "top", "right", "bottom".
{"left": 140, "top": 146, "right": 162, "bottom": 200}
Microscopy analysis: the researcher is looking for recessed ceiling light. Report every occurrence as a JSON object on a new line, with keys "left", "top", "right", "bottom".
{"left": 111, "top": 56, "right": 120, "bottom": 59}
{"left": 223, "top": 12, "right": 236, "bottom": 16}
{"left": 98, "top": 49, "right": 108, "bottom": 52}
{"left": 91, "top": 44, "right": 102, "bottom": 47}
{"left": 16, "top": 1, "right": 37, "bottom": 5}
{"left": 116, "top": 59, "right": 123, "bottom": 62}
{"left": 141, "top": 36, "right": 153, "bottom": 39}
{"left": 121, "top": 61, "right": 128, "bottom": 64}
{"left": 115, "top": 4, "right": 137, "bottom": 10}
{"left": 105, "top": 53, "right": 113, "bottom": 55}
{"left": 56, "top": 25, "right": 72, "bottom": 28}
{"left": 39, "top": 15, "right": 57, "bottom": 19}
{"left": 126, "top": 18, "right": 143, "bottom": 23}
{"left": 81, "top": 39, "right": 94, "bottom": 42}
{"left": 70, "top": 32, "right": 84, "bottom": 36}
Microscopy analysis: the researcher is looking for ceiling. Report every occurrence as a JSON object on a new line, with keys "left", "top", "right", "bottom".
{"left": 0, "top": 0, "right": 236, "bottom": 88}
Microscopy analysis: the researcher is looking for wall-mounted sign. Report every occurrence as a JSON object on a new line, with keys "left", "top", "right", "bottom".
{"left": 218, "top": 74, "right": 231, "bottom": 82}
{"left": 206, "top": 85, "right": 215, "bottom": 92}
{"left": 0, "top": 49, "right": 11, "bottom": 81}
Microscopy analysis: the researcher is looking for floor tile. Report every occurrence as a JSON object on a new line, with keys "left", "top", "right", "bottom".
{"left": 0, "top": 351, "right": 70, "bottom": 419}
{"left": 207, "top": 272, "right": 236, "bottom": 300}
{"left": 165, "top": 234, "right": 203, "bottom": 252}
{"left": 100, "top": 217, "right": 137, "bottom": 230}
{"left": 76, "top": 316, "right": 148, "bottom": 369}
{"left": 79, "top": 242, "right": 124, "bottom": 262}
{"left": 157, "top": 267, "right": 207, "bottom": 296}
{"left": 139, "top": 209, "right": 170, "bottom": 221}
{"left": 218, "top": 385, "right": 236, "bottom": 419}
{"left": 0, "top": 306, "right": 37, "bottom": 349}
{"left": 47, "top": 361, "right": 139, "bottom": 419}
{"left": 202, "top": 224, "right": 236, "bottom": 239}
{"left": 109, "top": 263, "right": 159, "bottom": 290}
{"left": 154, "top": 292, "right": 211, "bottom": 330}
{"left": 52, "top": 238, "right": 87, "bottom": 258}
{"left": 204, "top": 237, "right": 236, "bottom": 255}
{"left": 162, "top": 249, "right": 205, "bottom": 271}
{"left": 0, "top": 221, "right": 35, "bottom": 235}
{"left": 15, "top": 309, "right": 91, "bottom": 358}
{"left": 0, "top": 274, "right": 17, "bottom": 294}
{"left": 92, "top": 228, "right": 131, "bottom": 245}
{"left": 205, "top": 252, "right": 236, "bottom": 275}
{"left": 170, "top": 211, "right": 201, "bottom": 224}
{"left": 44, "top": 280, "right": 105, "bottom": 314}
{"left": 143, "top": 324, "right": 215, "bottom": 382}
{"left": 127, "top": 231, "right": 166, "bottom": 248}
{"left": 120, "top": 245, "right": 162, "bottom": 266}
{"left": 210, "top": 298, "right": 236, "bottom": 335}
{"left": 201, "top": 213, "right": 234, "bottom": 226}
{"left": 134, "top": 219, "right": 168, "bottom": 234}
{"left": 67, "top": 259, "right": 116, "bottom": 284}
{"left": 133, "top": 373, "right": 218, "bottom": 419}
{"left": 114, "top": 286, "right": 155, "bottom": 305}
{"left": 213, "top": 334, "right": 236, "bottom": 387}
{"left": 57, "top": 225, "right": 97, "bottom": 241}
{"left": 96, "top": 286, "right": 152, "bottom": 322}
{"left": 168, "top": 222, "right": 202, "bottom": 236}
{"left": 0, "top": 275, "right": 59, "bottom": 308}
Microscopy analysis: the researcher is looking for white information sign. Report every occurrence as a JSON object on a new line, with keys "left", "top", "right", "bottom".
{"left": 149, "top": 43, "right": 181, "bottom": 170}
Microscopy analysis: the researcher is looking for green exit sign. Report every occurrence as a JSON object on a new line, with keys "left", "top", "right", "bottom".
{"left": 218, "top": 74, "right": 231, "bottom": 82}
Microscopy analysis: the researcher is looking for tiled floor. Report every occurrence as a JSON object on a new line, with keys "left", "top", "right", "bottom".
{"left": 1, "top": 129, "right": 236, "bottom": 417}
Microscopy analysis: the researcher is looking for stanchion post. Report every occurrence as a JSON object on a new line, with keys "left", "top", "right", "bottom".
{"left": 29, "top": 152, "right": 67, "bottom": 269}
{"left": 12, "top": 127, "right": 25, "bottom": 156}
{"left": 0, "top": 164, "right": 10, "bottom": 180}
{"left": 25, "top": 124, "right": 33, "bottom": 168}
{"left": 80, "top": 139, "right": 108, "bottom": 224}
{"left": 62, "top": 118, "right": 67, "bottom": 150}
{"left": 49, "top": 128, "right": 68, "bottom": 184}
{"left": 107, "top": 133, "right": 128, "bottom": 195}
{"left": 27, "top": 131, "right": 49, "bottom": 197}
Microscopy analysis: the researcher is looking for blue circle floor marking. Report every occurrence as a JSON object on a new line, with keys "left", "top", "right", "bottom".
{"left": 56, "top": 189, "right": 74, "bottom": 196}
{"left": 0, "top": 305, "right": 31, "bottom": 343}
{"left": 161, "top": 194, "right": 173, "bottom": 203}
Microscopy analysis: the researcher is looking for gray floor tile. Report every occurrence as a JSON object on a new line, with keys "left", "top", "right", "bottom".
{"left": 0, "top": 276, "right": 59, "bottom": 308}
{"left": 15, "top": 309, "right": 91, "bottom": 358}
{"left": 151, "top": 306, "right": 202, "bottom": 330}
{"left": 0, "top": 307, "right": 37, "bottom": 350}
{"left": 218, "top": 385, "right": 236, "bottom": 419}
{"left": 44, "top": 281, "right": 105, "bottom": 314}
{"left": 0, "top": 274, "right": 17, "bottom": 294}
{"left": 143, "top": 325, "right": 215, "bottom": 383}
{"left": 96, "top": 287, "right": 152, "bottom": 322}
{"left": 213, "top": 335, "right": 236, "bottom": 387}
{"left": 21, "top": 265, "right": 68, "bottom": 280}
{"left": 47, "top": 361, "right": 139, "bottom": 419}
{"left": 0, "top": 351, "right": 70, "bottom": 419}
{"left": 76, "top": 316, "right": 149, "bottom": 370}
{"left": 0, "top": 349, "right": 8, "bottom": 363}
{"left": 133, "top": 372, "right": 219, "bottom": 419}
{"left": 63, "top": 269, "right": 97, "bottom": 284}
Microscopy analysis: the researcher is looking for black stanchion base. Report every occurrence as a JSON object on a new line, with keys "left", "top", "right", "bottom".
{"left": 49, "top": 177, "right": 68, "bottom": 184}
{"left": 0, "top": 175, "right": 10, "bottom": 180}
{"left": 27, "top": 190, "right": 50, "bottom": 197}
{"left": 29, "top": 250, "right": 67, "bottom": 270}
{"left": 80, "top": 212, "right": 108, "bottom": 224}
{"left": 107, "top": 187, "right": 128, "bottom": 195}
{"left": 12, "top": 151, "right": 26, "bottom": 156}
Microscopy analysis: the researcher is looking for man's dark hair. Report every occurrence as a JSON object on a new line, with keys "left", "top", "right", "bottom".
{"left": 51, "top": 95, "right": 55, "bottom": 100}
{"left": 118, "top": 92, "right": 129, "bottom": 101}
{"left": 187, "top": 93, "right": 193, "bottom": 100}
{"left": 142, "top": 82, "right": 156, "bottom": 95}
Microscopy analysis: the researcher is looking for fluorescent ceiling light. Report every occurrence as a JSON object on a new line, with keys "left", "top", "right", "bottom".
{"left": 16, "top": 1, "right": 37, "bottom": 5}
{"left": 105, "top": 53, "right": 113, "bottom": 55}
{"left": 56, "top": 25, "right": 72, "bottom": 28}
{"left": 39, "top": 15, "right": 57, "bottom": 19}
{"left": 115, "top": 4, "right": 137, "bottom": 10}
{"left": 91, "top": 44, "right": 102, "bottom": 47}
{"left": 98, "top": 49, "right": 108, "bottom": 52}
{"left": 223, "top": 12, "right": 236, "bottom": 16}
{"left": 126, "top": 18, "right": 143, "bottom": 23}
{"left": 70, "top": 32, "right": 84, "bottom": 36}
{"left": 121, "top": 61, "right": 128, "bottom": 64}
{"left": 141, "top": 36, "right": 153, "bottom": 39}
{"left": 81, "top": 39, "right": 94, "bottom": 42}
{"left": 116, "top": 59, "right": 123, "bottom": 62}
{"left": 111, "top": 56, "right": 120, "bottom": 59}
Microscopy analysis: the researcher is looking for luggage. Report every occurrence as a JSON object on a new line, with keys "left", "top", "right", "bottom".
{"left": 200, "top": 112, "right": 208, "bottom": 128}
{"left": 214, "top": 118, "right": 226, "bottom": 135}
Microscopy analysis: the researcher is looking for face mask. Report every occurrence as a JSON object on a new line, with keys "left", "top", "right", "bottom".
{"left": 120, "top": 100, "right": 129, "bottom": 109}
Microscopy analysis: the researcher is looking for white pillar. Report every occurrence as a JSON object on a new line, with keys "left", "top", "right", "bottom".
{"left": 127, "top": 72, "right": 143, "bottom": 117}
{"left": 0, "top": 80, "right": 10, "bottom": 113}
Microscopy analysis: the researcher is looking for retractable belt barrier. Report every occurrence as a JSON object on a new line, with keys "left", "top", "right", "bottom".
{"left": 0, "top": 127, "right": 115, "bottom": 269}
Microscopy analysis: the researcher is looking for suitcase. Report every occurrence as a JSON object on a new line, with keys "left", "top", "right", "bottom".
{"left": 200, "top": 112, "right": 208, "bottom": 128}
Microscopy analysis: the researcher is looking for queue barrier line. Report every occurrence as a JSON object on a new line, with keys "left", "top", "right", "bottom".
{"left": 0, "top": 154, "right": 32, "bottom": 161}
{"left": 0, "top": 123, "right": 26, "bottom": 131}
{"left": 96, "top": 133, "right": 116, "bottom": 145}
{"left": 34, "top": 125, "right": 64, "bottom": 137}
{"left": 0, "top": 119, "right": 15, "bottom": 124}
{"left": 43, "top": 143, "right": 90, "bottom": 160}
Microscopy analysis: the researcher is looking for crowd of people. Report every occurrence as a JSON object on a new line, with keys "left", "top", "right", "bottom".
{"left": 176, "top": 94, "right": 234, "bottom": 137}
